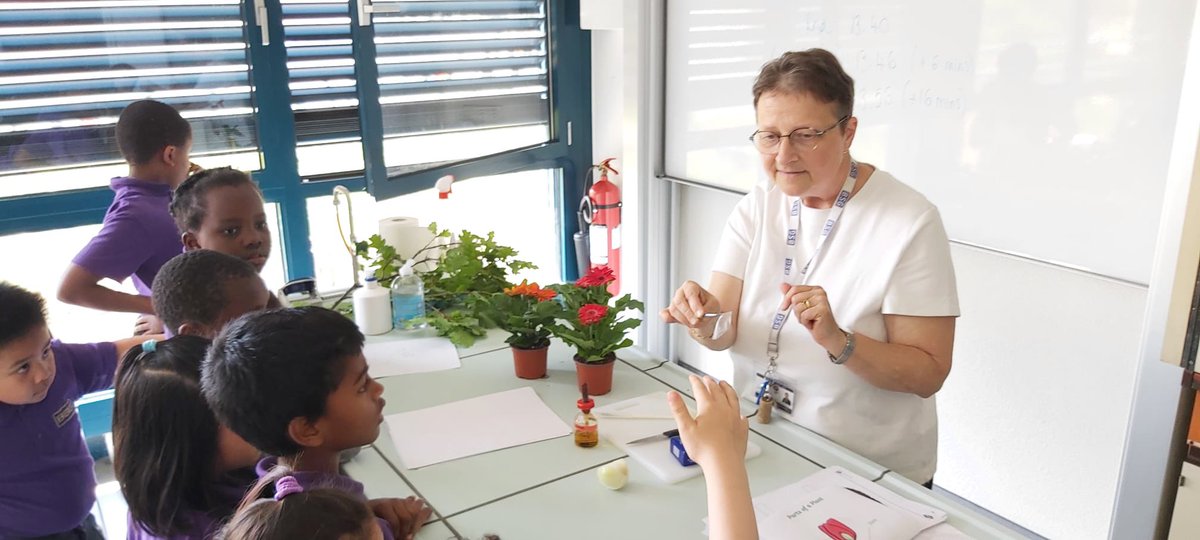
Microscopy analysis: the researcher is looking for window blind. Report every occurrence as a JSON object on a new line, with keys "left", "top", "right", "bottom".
{"left": 282, "top": 0, "right": 549, "bottom": 145}
{"left": 0, "top": 0, "right": 257, "bottom": 179}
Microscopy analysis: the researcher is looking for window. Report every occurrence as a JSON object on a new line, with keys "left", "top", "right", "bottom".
{"left": 282, "top": 0, "right": 365, "bottom": 177}
{"left": 0, "top": 224, "right": 137, "bottom": 342}
{"left": 307, "top": 169, "right": 561, "bottom": 292}
{"left": 367, "top": 0, "right": 551, "bottom": 175}
{"left": 281, "top": 0, "right": 554, "bottom": 180}
{"left": 1, "top": 0, "right": 591, "bottom": 289}
{"left": 0, "top": 1, "right": 262, "bottom": 198}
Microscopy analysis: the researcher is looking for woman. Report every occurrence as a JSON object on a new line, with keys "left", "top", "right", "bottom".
{"left": 661, "top": 49, "right": 959, "bottom": 486}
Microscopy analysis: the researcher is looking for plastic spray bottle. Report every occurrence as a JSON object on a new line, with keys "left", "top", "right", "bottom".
{"left": 390, "top": 259, "right": 426, "bottom": 330}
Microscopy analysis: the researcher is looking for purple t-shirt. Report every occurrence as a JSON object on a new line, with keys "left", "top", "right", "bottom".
{"left": 126, "top": 468, "right": 256, "bottom": 540}
{"left": 0, "top": 340, "right": 117, "bottom": 537}
{"left": 72, "top": 176, "right": 183, "bottom": 297}
{"left": 256, "top": 457, "right": 395, "bottom": 540}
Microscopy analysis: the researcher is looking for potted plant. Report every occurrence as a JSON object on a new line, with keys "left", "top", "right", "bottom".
{"left": 549, "top": 267, "right": 644, "bottom": 395}
{"left": 481, "top": 280, "right": 562, "bottom": 379}
{"left": 355, "top": 225, "right": 535, "bottom": 347}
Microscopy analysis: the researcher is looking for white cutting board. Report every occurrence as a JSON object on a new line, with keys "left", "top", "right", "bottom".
{"left": 594, "top": 392, "right": 761, "bottom": 484}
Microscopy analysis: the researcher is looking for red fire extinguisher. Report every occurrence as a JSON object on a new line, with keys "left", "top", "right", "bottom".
{"left": 585, "top": 158, "right": 621, "bottom": 296}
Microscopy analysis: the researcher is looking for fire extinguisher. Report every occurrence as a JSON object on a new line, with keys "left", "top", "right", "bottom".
{"left": 575, "top": 158, "right": 621, "bottom": 295}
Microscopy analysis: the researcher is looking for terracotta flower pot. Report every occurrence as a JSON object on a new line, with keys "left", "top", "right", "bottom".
{"left": 574, "top": 353, "right": 617, "bottom": 395}
{"left": 511, "top": 344, "right": 549, "bottom": 379}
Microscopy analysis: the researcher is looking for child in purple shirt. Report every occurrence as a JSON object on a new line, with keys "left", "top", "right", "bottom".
{"left": 170, "top": 167, "right": 272, "bottom": 275}
{"left": 114, "top": 336, "right": 261, "bottom": 540}
{"left": 58, "top": 100, "right": 194, "bottom": 334}
{"left": 150, "top": 249, "right": 271, "bottom": 338}
{"left": 221, "top": 475, "right": 383, "bottom": 540}
{"left": 201, "top": 308, "right": 432, "bottom": 540}
{"left": 168, "top": 168, "right": 282, "bottom": 309}
{"left": 115, "top": 250, "right": 271, "bottom": 539}
{"left": 0, "top": 282, "right": 151, "bottom": 538}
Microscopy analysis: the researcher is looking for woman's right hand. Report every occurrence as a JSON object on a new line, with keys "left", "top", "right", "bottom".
{"left": 660, "top": 280, "right": 722, "bottom": 329}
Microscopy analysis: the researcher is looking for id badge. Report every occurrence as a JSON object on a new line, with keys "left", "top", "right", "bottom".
{"left": 755, "top": 373, "right": 796, "bottom": 414}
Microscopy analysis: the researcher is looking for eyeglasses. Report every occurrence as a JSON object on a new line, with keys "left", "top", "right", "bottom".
{"left": 749, "top": 115, "right": 849, "bottom": 154}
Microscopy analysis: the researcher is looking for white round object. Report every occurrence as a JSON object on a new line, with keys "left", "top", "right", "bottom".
{"left": 596, "top": 458, "right": 628, "bottom": 490}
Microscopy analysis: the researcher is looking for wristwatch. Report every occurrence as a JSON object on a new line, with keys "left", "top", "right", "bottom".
{"left": 828, "top": 330, "right": 856, "bottom": 365}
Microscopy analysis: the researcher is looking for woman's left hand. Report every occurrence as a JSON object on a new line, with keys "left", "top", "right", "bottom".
{"left": 778, "top": 283, "right": 843, "bottom": 349}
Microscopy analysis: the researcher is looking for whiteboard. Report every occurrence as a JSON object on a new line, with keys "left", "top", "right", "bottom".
{"left": 664, "top": 0, "right": 1196, "bottom": 284}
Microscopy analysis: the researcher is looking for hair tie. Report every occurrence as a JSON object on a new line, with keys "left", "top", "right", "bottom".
{"left": 274, "top": 476, "right": 304, "bottom": 501}
{"left": 141, "top": 340, "right": 157, "bottom": 354}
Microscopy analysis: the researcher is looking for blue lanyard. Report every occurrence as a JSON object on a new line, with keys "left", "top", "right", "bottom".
{"left": 763, "top": 161, "right": 858, "bottom": 379}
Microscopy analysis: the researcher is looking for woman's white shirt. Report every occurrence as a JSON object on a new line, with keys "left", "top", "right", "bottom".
{"left": 712, "top": 168, "right": 960, "bottom": 483}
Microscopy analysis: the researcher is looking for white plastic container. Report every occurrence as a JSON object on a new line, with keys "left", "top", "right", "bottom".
{"left": 390, "top": 259, "right": 426, "bottom": 330}
{"left": 353, "top": 276, "right": 393, "bottom": 335}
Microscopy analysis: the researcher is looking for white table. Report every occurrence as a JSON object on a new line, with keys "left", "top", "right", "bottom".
{"left": 348, "top": 337, "right": 1027, "bottom": 539}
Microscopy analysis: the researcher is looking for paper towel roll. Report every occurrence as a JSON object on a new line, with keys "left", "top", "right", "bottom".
{"left": 378, "top": 217, "right": 437, "bottom": 269}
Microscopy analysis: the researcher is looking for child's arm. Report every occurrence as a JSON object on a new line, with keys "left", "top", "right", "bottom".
{"left": 668, "top": 375, "right": 758, "bottom": 540}
{"left": 368, "top": 497, "right": 432, "bottom": 540}
{"left": 113, "top": 334, "right": 161, "bottom": 366}
{"left": 58, "top": 263, "right": 154, "bottom": 314}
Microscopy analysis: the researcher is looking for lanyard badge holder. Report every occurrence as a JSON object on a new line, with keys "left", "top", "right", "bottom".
{"left": 757, "top": 162, "right": 858, "bottom": 424}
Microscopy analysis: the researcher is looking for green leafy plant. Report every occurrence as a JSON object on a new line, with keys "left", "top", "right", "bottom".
{"left": 355, "top": 224, "right": 536, "bottom": 347}
{"left": 421, "top": 307, "right": 488, "bottom": 348}
{"left": 478, "top": 281, "right": 563, "bottom": 349}
{"left": 549, "top": 267, "right": 644, "bottom": 363}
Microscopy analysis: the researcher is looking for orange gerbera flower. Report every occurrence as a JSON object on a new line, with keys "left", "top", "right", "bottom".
{"left": 503, "top": 280, "right": 557, "bottom": 302}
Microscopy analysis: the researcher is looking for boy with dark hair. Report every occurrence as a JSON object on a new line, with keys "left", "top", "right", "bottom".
{"left": 151, "top": 249, "right": 270, "bottom": 338}
{"left": 0, "top": 282, "right": 153, "bottom": 539}
{"left": 58, "top": 99, "right": 194, "bottom": 335}
{"left": 202, "top": 307, "right": 431, "bottom": 540}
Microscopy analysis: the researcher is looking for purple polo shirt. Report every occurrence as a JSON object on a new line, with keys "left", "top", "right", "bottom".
{"left": 126, "top": 468, "right": 256, "bottom": 540}
{"left": 0, "top": 340, "right": 117, "bottom": 537}
{"left": 72, "top": 176, "right": 183, "bottom": 297}
{"left": 256, "top": 457, "right": 395, "bottom": 540}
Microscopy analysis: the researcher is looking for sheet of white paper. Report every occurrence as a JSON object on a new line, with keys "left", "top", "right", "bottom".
{"left": 913, "top": 523, "right": 973, "bottom": 540}
{"left": 363, "top": 337, "right": 461, "bottom": 378}
{"left": 384, "top": 387, "right": 571, "bottom": 469}
{"left": 756, "top": 486, "right": 926, "bottom": 540}
{"left": 704, "top": 466, "right": 948, "bottom": 539}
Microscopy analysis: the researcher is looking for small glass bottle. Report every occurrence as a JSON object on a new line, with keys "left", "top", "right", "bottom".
{"left": 390, "top": 259, "right": 426, "bottom": 330}
{"left": 574, "top": 395, "right": 598, "bottom": 448}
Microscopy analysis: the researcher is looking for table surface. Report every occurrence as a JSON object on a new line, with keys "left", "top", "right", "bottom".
{"left": 347, "top": 329, "right": 1025, "bottom": 539}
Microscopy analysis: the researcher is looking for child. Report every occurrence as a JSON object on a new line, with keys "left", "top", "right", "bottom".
{"left": 202, "top": 307, "right": 432, "bottom": 540}
{"left": 0, "top": 282, "right": 152, "bottom": 538}
{"left": 219, "top": 470, "right": 382, "bottom": 540}
{"left": 58, "top": 100, "right": 193, "bottom": 333}
{"left": 170, "top": 167, "right": 273, "bottom": 275}
{"left": 667, "top": 375, "right": 757, "bottom": 540}
{"left": 151, "top": 249, "right": 270, "bottom": 338}
{"left": 114, "top": 335, "right": 262, "bottom": 540}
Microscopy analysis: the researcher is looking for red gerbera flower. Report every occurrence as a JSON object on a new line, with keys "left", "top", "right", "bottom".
{"left": 576, "top": 266, "right": 615, "bottom": 288}
{"left": 578, "top": 303, "right": 609, "bottom": 325}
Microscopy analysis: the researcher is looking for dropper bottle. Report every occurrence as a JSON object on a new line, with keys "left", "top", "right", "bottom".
{"left": 574, "top": 383, "right": 598, "bottom": 448}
